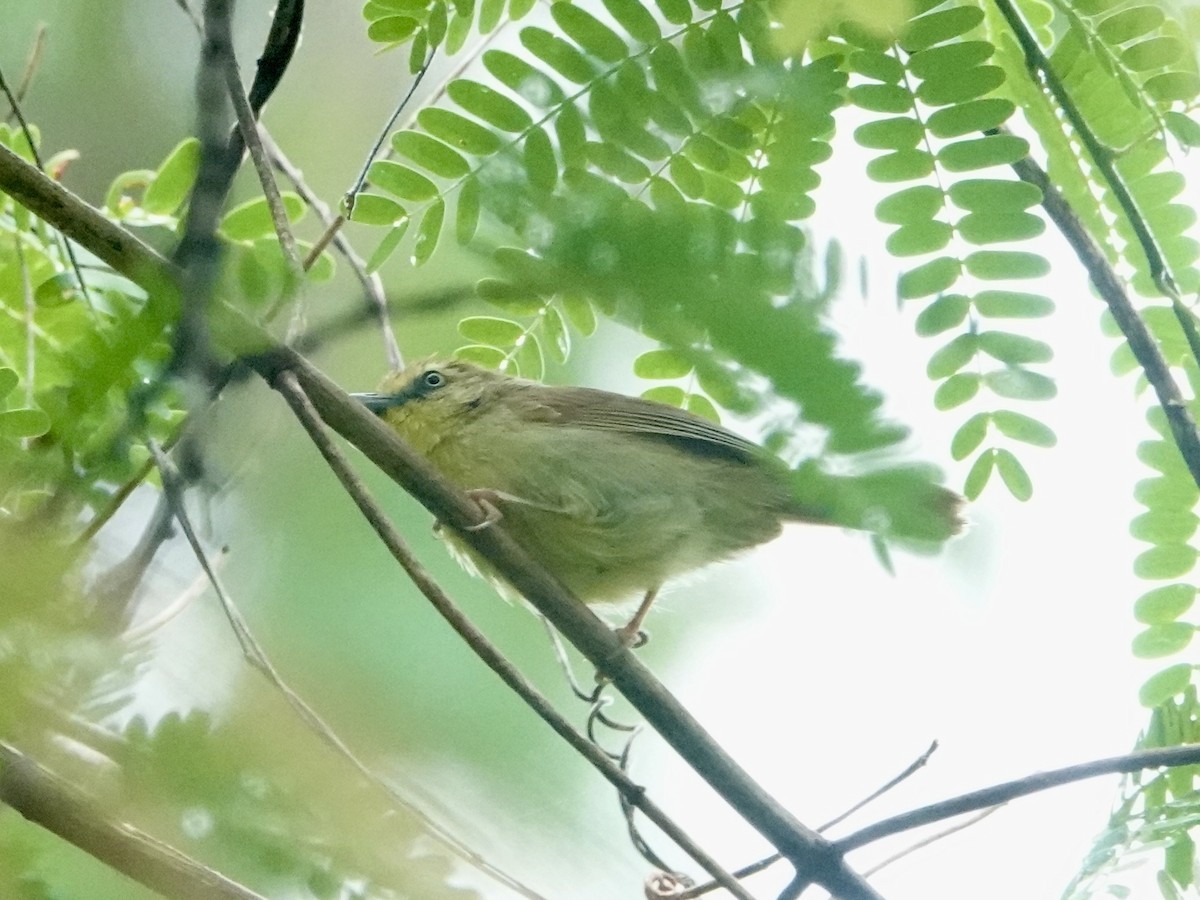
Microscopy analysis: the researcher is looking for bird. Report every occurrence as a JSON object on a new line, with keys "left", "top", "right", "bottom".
{"left": 354, "top": 357, "right": 962, "bottom": 643}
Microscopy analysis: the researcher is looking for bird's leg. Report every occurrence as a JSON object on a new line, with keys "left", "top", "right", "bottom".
{"left": 462, "top": 488, "right": 507, "bottom": 531}
{"left": 615, "top": 586, "right": 659, "bottom": 649}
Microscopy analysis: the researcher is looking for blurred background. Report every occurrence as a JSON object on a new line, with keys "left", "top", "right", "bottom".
{"left": 0, "top": 2, "right": 1166, "bottom": 898}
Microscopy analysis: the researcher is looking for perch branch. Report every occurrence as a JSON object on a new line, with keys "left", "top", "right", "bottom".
{"left": 0, "top": 741, "right": 265, "bottom": 900}
{"left": 274, "top": 371, "right": 753, "bottom": 900}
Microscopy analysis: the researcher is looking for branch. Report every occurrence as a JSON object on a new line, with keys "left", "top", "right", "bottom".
{"left": 0, "top": 742, "right": 265, "bottom": 900}
{"left": 273, "top": 371, "right": 753, "bottom": 900}
{"left": 0, "top": 128, "right": 883, "bottom": 900}
{"left": 834, "top": 744, "right": 1200, "bottom": 853}
{"left": 1007, "top": 149, "right": 1200, "bottom": 490}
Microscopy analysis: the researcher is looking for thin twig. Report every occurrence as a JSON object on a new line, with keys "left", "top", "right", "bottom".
{"left": 223, "top": 59, "right": 303, "bottom": 277}
{"left": 680, "top": 741, "right": 940, "bottom": 899}
{"left": 87, "top": 493, "right": 176, "bottom": 633}
{"left": 262, "top": 130, "right": 402, "bottom": 369}
{"left": 344, "top": 48, "right": 436, "bottom": 218}
{"left": 835, "top": 744, "right": 1200, "bottom": 854}
{"left": 273, "top": 370, "right": 755, "bottom": 900}
{"left": 0, "top": 58, "right": 93, "bottom": 312}
{"left": 860, "top": 806, "right": 1003, "bottom": 878}
{"left": 0, "top": 742, "right": 266, "bottom": 900}
{"left": 8, "top": 25, "right": 47, "bottom": 120}
{"left": 147, "top": 438, "right": 548, "bottom": 899}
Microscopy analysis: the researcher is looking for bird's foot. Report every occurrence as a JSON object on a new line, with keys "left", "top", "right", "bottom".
{"left": 463, "top": 488, "right": 506, "bottom": 531}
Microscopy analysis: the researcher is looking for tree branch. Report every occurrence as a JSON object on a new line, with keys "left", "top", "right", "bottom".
{"left": 0, "top": 741, "right": 266, "bottom": 900}
{"left": 0, "top": 118, "right": 882, "bottom": 900}
{"left": 834, "top": 743, "right": 1200, "bottom": 853}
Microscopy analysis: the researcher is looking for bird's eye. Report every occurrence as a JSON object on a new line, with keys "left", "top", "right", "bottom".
{"left": 422, "top": 370, "right": 446, "bottom": 389}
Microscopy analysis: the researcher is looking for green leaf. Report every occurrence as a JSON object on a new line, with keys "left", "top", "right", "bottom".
{"left": 866, "top": 150, "right": 936, "bottom": 182}
{"left": 653, "top": 0, "right": 691, "bottom": 25}
{"left": 951, "top": 413, "right": 990, "bottom": 460}
{"left": 458, "top": 315, "right": 525, "bottom": 345}
{"left": 964, "top": 250, "right": 1050, "bottom": 280}
{"left": 524, "top": 126, "right": 558, "bottom": 192}
{"left": 685, "top": 392, "right": 720, "bottom": 422}
{"left": 552, "top": 3, "right": 627, "bottom": 62}
{"left": 366, "top": 220, "right": 409, "bottom": 272}
{"left": 1121, "top": 35, "right": 1186, "bottom": 71}
{"left": 641, "top": 385, "right": 686, "bottom": 407}
{"left": 143, "top": 137, "right": 200, "bottom": 215}
{"left": 634, "top": 349, "right": 692, "bottom": 379}
{"left": 521, "top": 26, "right": 595, "bottom": 84}
{"left": 561, "top": 294, "right": 596, "bottom": 335}
{"left": 483, "top": 50, "right": 564, "bottom": 108}
{"left": 927, "top": 98, "right": 1014, "bottom": 138}
{"left": 0, "top": 408, "right": 51, "bottom": 438}
{"left": 915, "top": 293, "right": 970, "bottom": 336}
{"left": 908, "top": 40, "right": 993, "bottom": 79}
{"left": 948, "top": 178, "right": 1041, "bottom": 212}
{"left": 603, "top": 0, "right": 661, "bottom": 44}
{"left": 854, "top": 117, "right": 923, "bottom": 150}
{"left": 447, "top": 79, "right": 533, "bottom": 132}
{"left": 587, "top": 142, "right": 651, "bottom": 184}
{"left": 1097, "top": 6, "right": 1165, "bottom": 44}
{"left": 514, "top": 333, "right": 545, "bottom": 379}
{"left": 985, "top": 368, "right": 1057, "bottom": 400}
{"left": 1134, "top": 584, "right": 1197, "bottom": 624}
{"left": 963, "top": 448, "right": 995, "bottom": 499}
{"left": 1135, "top": 476, "right": 1200, "bottom": 510}
{"left": 0, "top": 367, "right": 18, "bottom": 400}
{"left": 348, "top": 193, "right": 406, "bottom": 225}
{"left": 991, "top": 410, "right": 1056, "bottom": 447}
{"left": 1145, "top": 71, "right": 1200, "bottom": 104}
{"left": 1134, "top": 545, "right": 1199, "bottom": 580}
{"left": 476, "top": 278, "right": 544, "bottom": 315}
{"left": 1165, "top": 111, "right": 1200, "bottom": 148}
{"left": 543, "top": 305, "right": 570, "bottom": 362}
{"left": 669, "top": 155, "right": 705, "bottom": 198}
{"left": 555, "top": 101, "right": 587, "bottom": 168}
{"left": 849, "top": 84, "right": 913, "bottom": 114}
{"left": 917, "top": 66, "right": 1005, "bottom": 107}
{"left": 902, "top": 6, "right": 985, "bottom": 53}
{"left": 848, "top": 50, "right": 905, "bottom": 84}
{"left": 413, "top": 198, "right": 445, "bottom": 264}
{"left": 455, "top": 344, "right": 507, "bottom": 369}
{"left": 993, "top": 448, "right": 1032, "bottom": 500}
{"left": 221, "top": 193, "right": 305, "bottom": 240}
{"left": 898, "top": 256, "right": 961, "bottom": 299}
{"left": 367, "top": 15, "right": 419, "bottom": 43}
{"left": 886, "top": 221, "right": 953, "bottom": 256}
{"left": 938, "top": 134, "right": 1029, "bottom": 171}
{"left": 418, "top": 108, "right": 502, "bottom": 155}
{"left": 876, "top": 185, "right": 944, "bottom": 224}
{"left": 958, "top": 212, "right": 1044, "bottom": 244}
{"left": 1130, "top": 511, "right": 1199, "bottom": 544}
{"left": 975, "top": 291, "right": 1054, "bottom": 318}
{"left": 1139, "top": 663, "right": 1192, "bottom": 707}
{"left": 977, "top": 331, "right": 1053, "bottom": 365}
{"left": 457, "top": 178, "right": 481, "bottom": 244}
{"left": 933, "top": 373, "right": 980, "bottom": 410}
{"left": 370, "top": 161, "right": 438, "bottom": 201}
{"left": 926, "top": 333, "right": 978, "bottom": 378}
{"left": 391, "top": 131, "right": 470, "bottom": 178}
{"left": 1132, "top": 623, "right": 1195, "bottom": 659}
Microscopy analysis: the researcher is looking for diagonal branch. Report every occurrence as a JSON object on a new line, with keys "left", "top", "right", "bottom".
{"left": 273, "top": 370, "right": 753, "bottom": 900}
{"left": 0, "top": 131, "right": 882, "bottom": 900}
{"left": 0, "top": 741, "right": 265, "bottom": 900}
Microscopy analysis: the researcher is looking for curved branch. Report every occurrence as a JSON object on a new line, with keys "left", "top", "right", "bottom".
{"left": 835, "top": 743, "right": 1200, "bottom": 853}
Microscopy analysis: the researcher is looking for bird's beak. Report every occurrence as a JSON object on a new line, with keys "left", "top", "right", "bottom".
{"left": 351, "top": 392, "right": 394, "bottom": 415}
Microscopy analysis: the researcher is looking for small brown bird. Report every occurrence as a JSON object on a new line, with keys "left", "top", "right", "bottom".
{"left": 355, "top": 357, "right": 962, "bottom": 641}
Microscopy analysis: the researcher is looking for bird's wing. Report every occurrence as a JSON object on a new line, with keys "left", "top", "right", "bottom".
{"left": 521, "top": 385, "right": 767, "bottom": 465}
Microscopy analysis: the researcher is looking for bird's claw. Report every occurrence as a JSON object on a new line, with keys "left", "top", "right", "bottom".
{"left": 463, "top": 488, "right": 505, "bottom": 531}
